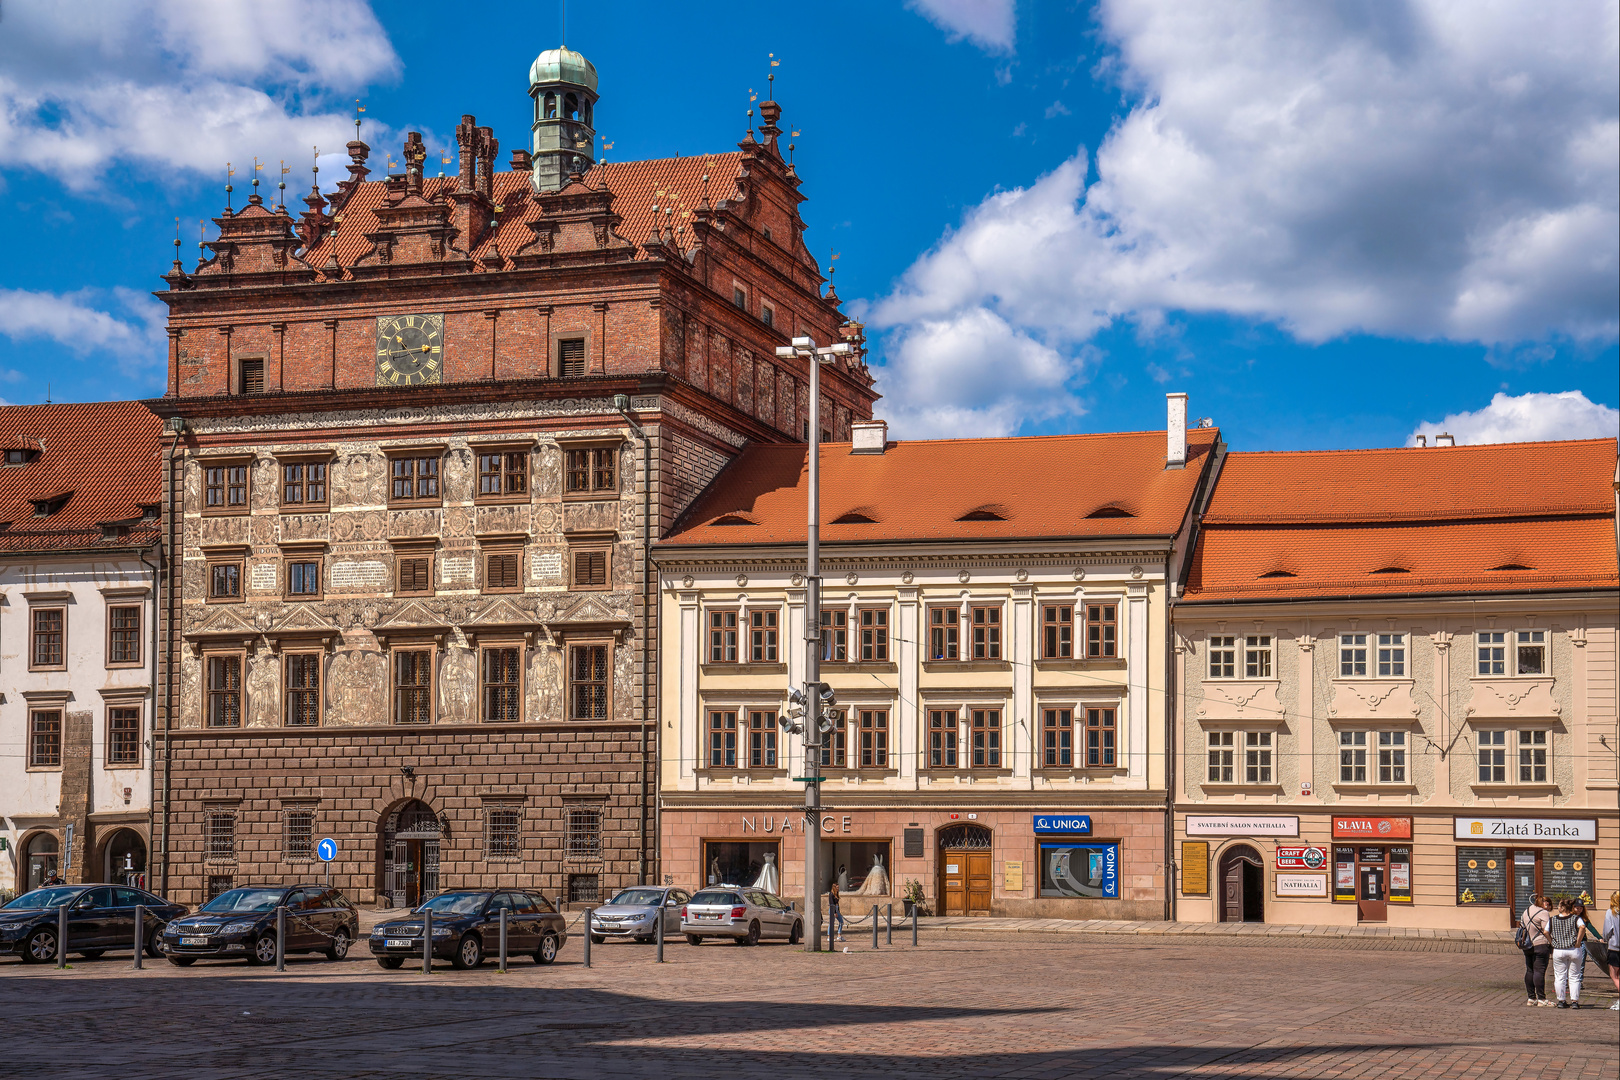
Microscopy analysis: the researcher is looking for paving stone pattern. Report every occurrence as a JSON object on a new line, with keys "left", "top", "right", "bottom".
{"left": 2, "top": 930, "right": 1614, "bottom": 1080}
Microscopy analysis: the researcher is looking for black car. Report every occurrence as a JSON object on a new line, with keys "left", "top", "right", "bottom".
{"left": 0, "top": 885, "right": 187, "bottom": 963}
{"left": 369, "top": 889, "right": 567, "bottom": 970}
{"left": 161, "top": 884, "right": 359, "bottom": 966}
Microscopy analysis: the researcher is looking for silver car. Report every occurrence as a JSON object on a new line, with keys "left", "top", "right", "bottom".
{"left": 680, "top": 886, "right": 803, "bottom": 946}
{"left": 588, "top": 887, "right": 690, "bottom": 944}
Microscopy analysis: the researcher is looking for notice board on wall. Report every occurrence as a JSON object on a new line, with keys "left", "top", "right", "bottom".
{"left": 1181, "top": 841, "right": 1210, "bottom": 896}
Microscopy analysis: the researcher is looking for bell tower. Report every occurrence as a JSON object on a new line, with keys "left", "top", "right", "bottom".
{"left": 529, "top": 46, "right": 599, "bottom": 192}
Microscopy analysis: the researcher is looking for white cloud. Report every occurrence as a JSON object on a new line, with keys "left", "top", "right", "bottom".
{"left": 1409, "top": 390, "right": 1618, "bottom": 445}
{"left": 1044, "top": 101, "right": 1071, "bottom": 119}
{"left": 870, "top": 1, "right": 1618, "bottom": 435}
{"left": 0, "top": 287, "right": 166, "bottom": 376}
{"left": 907, "top": 0, "right": 1017, "bottom": 54}
{"left": 0, "top": 0, "right": 399, "bottom": 188}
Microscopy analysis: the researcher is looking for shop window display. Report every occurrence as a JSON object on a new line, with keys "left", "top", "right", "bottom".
{"left": 704, "top": 841, "right": 780, "bottom": 889}
{"left": 1038, "top": 842, "right": 1118, "bottom": 898}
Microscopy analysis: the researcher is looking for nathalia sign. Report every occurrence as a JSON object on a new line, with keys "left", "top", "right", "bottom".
{"left": 1452, "top": 817, "right": 1597, "bottom": 843}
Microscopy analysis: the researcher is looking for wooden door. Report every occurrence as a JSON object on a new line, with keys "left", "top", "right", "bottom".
{"left": 1222, "top": 857, "right": 1244, "bottom": 922}
{"left": 1358, "top": 865, "right": 1387, "bottom": 922}
{"left": 966, "top": 853, "right": 993, "bottom": 916}
{"left": 940, "top": 851, "right": 967, "bottom": 915}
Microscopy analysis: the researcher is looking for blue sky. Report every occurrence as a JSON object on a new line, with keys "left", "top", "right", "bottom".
{"left": 0, "top": 0, "right": 1614, "bottom": 450}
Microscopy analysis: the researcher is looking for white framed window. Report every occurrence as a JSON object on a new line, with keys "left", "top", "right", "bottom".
{"left": 1339, "top": 633, "right": 1368, "bottom": 677}
{"left": 1478, "top": 729, "right": 1507, "bottom": 782}
{"left": 1518, "top": 730, "right": 1547, "bottom": 782}
{"left": 1515, "top": 630, "right": 1545, "bottom": 675}
{"left": 1208, "top": 636, "right": 1236, "bottom": 679}
{"left": 1477, "top": 630, "right": 1546, "bottom": 676}
{"left": 1243, "top": 635, "right": 1272, "bottom": 678}
{"left": 1340, "top": 729, "right": 1408, "bottom": 784}
{"left": 1377, "top": 730, "right": 1406, "bottom": 783}
{"left": 1245, "top": 731, "right": 1273, "bottom": 783}
{"left": 1208, "top": 731, "right": 1273, "bottom": 784}
{"left": 1376, "top": 633, "right": 1406, "bottom": 677}
{"left": 1207, "top": 731, "right": 1235, "bottom": 782}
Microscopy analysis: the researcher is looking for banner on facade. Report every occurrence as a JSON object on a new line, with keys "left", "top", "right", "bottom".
{"left": 1331, "top": 815, "right": 1412, "bottom": 840}
{"left": 1185, "top": 815, "right": 1298, "bottom": 837}
{"left": 1275, "top": 873, "right": 1329, "bottom": 898}
{"left": 1452, "top": 817, "right": 1597, "bottom": 843}
{"left": 1275, "top": 846, "right": 1328, "bottom": 871}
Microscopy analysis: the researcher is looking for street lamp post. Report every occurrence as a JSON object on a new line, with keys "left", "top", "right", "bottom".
{"left": 776, "top": 334, "right": 852, "bottom": 953}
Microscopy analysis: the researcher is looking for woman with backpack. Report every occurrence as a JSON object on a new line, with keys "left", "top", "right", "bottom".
{"left": 1519, "top": 894, "right": 1553, "bottom": 1005}
{"left": 1547, "top": 896, "right": 1588, "bottom": 1008}
{"left": 1604, "top": 893, "right": 1620, "bottom": 1010}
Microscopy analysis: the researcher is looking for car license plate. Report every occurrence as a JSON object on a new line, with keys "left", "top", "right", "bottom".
{"left": 699, "top": 913, "right": 719, "bottom": 920}
{"left": 181, "top": 936, "right": 209, "bottom": 946}
{"left": 386, "top": 938, "right": 412, "bottom": 948}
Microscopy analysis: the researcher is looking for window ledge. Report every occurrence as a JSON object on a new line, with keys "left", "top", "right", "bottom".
{"left": 1035, "top": 768, "right": 1130, "bottom": 780}
{"left": 388, "top": 500, "right": 444, "bottom": 511}
{"left": 1034, "top": 658, "right": 1127, "bottom": 670}
{"left": 698, "top": 770, "right": 790, "bottom": 780}
{"left": 920, "top": 769, "right": 1013, "bottom": 780}
{"left": 200, "top": 509, "right": 250, "bottom": 518}
{"left": 279, "top": 505, "right": 330, "bottom": 515}
{"left": 1201, "top": 783, "right": 1285, "bottom": 795}
{"left": 701, "top": 663, "right": 789, "bottom": 675}
{"left": 820, "top": 661, "right": 898, "bottom": 673}
{"left": 473, "top": 496, "right": 533, "bottom": 507}
{"left": 1332, "top": 783, "right": 1419, "bottom": 795}
{"left": 1468, "top": 783, "right": 1560, "bottom": 796}
{"left": 922, "top": 660, "right": 1013, "bottom": 672}
{"left": 562, "top": 492, "right": 620, "bottom": 503}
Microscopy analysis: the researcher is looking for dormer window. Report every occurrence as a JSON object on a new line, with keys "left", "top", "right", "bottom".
{"left": 100, "top": 524, "right": 131, "bottom": 541}
{"left": 4, "top": 448, "right": 38, "bottom": 465}
{"left": 31, "top": 493, "right": 70, "bottom": 517}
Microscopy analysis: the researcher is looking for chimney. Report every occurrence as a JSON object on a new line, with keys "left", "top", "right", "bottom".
{"left": 1415, "top": 435, "right": 1427, "bottom": 447}
{"left": 1166, "top": 393, "right": 1188, "bottom": 469}
{"left": 850, "top": 419, "right": 888, "bottom": 455}
{"left": 1435, "top": 432, "right": 1455, "bottom": 447}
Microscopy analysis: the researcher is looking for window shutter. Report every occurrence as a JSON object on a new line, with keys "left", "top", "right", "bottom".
{"left": 240, "top": 359, "right": 265, "bottom": 394}
{"left": 574, "top": 549, "right": 606, "bottom": 587}
{"left": 488, "top": 552, "right": 518, "bottom": 590}
{"left": 400, "top": 557, "right": 429, "bottom": 593}
{"left": 558, "top": 338, "right": 586, "bottom": 377}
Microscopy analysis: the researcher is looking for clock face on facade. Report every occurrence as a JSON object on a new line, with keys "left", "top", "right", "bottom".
{"left": 375, "top": 314, "right": 445, "bottom": 386}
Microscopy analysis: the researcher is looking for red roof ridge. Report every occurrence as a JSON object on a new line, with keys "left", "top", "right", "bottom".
{"left": 1224, "top": 435, "right": 1617, "bottom": 456}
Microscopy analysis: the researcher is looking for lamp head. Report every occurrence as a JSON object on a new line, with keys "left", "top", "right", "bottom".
{"left": 791, "top": 335, "right": 815, "bottom": 349}
{"left": 774, "top": 346, "right": 797, "bottom": 359}
{"left": 613, "top": 393, "right": 630, "bottom": 411}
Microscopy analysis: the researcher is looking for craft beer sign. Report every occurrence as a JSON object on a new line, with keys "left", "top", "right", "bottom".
{"left": 1275, "top": 846, "right": 1328, "bottom": 871}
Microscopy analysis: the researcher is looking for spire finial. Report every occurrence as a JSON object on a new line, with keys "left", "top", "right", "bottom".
{"left": 355, "top": 99, "right": 365, "bottom": 140}
{"left": 172, "top": 216, "right": 183, "bottom": 273}
{"left": 768, "top": 52, "right": 779, "bottom": 100}
{"left": 225, "top": 162, "right": 234, "bottom": 210}
{"left": 311, "top": 145, "right": 320, "bottom": 192}
{"left": 278, "top": 159, "right": 289, "bottom": 210}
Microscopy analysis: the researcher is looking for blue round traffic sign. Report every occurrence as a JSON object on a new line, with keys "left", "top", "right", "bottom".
{"left": 316, "top": 838, "right": 337, "bottom": 862}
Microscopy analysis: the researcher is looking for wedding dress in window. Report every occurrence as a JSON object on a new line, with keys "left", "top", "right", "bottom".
{"left": 751, "top": 851, "right": 780, "bottom": 893}
{"left": 848, "top": 853, "right": 890, "bottom": 897}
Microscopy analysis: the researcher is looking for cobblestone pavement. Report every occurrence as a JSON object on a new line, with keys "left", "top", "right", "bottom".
{"left": 3, "top": 931, "right": 1614, "bottom": 1080}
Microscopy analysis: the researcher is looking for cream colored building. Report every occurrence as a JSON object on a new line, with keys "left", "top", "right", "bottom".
{"left": 654, "top": 413, "right": 1221, "bottom": 918}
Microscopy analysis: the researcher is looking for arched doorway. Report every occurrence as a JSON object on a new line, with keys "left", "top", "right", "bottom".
{"left": 937, "top": 824, "right": 993, "bottom": 916}
{"left": 102, "top": 829, "right": 147, "bottom": 888}
{"left": 1218, "top": 844, "right": 1265, "bottom": 923}
{"left": 382, "top": 800, "right": 443, "bottom": 909}
{"left": 23, "top": 832, "right": 59, "bottom": 892}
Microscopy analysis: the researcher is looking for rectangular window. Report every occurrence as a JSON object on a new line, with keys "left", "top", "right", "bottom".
{"left": 1518, "top": 729, "right": 1548, "bottom": 783}
{"left": 748, "top": 709, "right": 778, "bottom": 768}
{"left": 1085, "top": 604, "right": 1117, "bottom": 659}
{"left": 565, "top": 803, "right": 603, "bottom": 860}
{"left": 1244, "top": 635, "right": 1272, "bottom": 679}
{"left": 708, "top": 610, "right": 739, "bottom": 663}
{"left": 970, "top": 709, "right": 1000, "bottom": 768}
{"left": 286, "top": 558, "right": 322, "bottom": 598}
{"left": 280, "top": 461, "right": 327, "bottom": 508}
{"left": 1378, "top": 730, "right": 1407, "bottom": 783}
{"left": 1085, "top": 707, "right": 1116, "bottom": 767}
{"left": 928, "top": 709, "right": 959, "bottom": 768}
{"left": 1340, "top": 633, "right": 1368, "bottom": 677}
{"left": 477, "top": 451, "right": 528, "bottom": 498}
{"left": 1339, "top": 730, "right": 1367, "bottom": 782}
{"left": 1208, "top": 635, "right": 1236, "bottom": 679}
{"left": 482, "top": 647, "right": 522, "bottom": 723}
{"left": 732, "top": 284, "right": 747, "bottom": 308}
{"left": 567, "top": 874, "right": 600, "bottom": 903}
{"left": 568, "top": 643, "right": 609, "bottom": 720}
{"left": 208, "top": 561, "right": 242, "bottom": 601}
{"left": 860, "top": 710, "right": 889, "bottom": 768}
{"left": 1206, "top": 731, "right": 1235, "bottom": 783}
{"left": 238, "top": 357, "right": 265, "bottom": 394}
{"left": 29, "top": 710, "right": 62, "bottom": 767}
{"left": 820, "top": 711, "right": 847, "bottom": 768}
{"left": 564, "top": 447, "right": 617, "bottom": 495}
{"left": 570, "top": 547, "right": 607, "bottom": 589}
{"left": 205, "top": 810, "right": 237, "bottom": 863}
{"left": 860, "top": 608, "right": 890, "bottom": 661}
{"left": 396, "top": 552, "right": 433, "bottom": 595}
{"left": 485, "top": 808, "right": 521, "bottom": 861}
{"left": 1043, "top": 708, "right": 1073, "bottom": 768}
{"left": 761, "top": 301, "right": 775, "bottom": 327}
{"left": 928, "top": 607, "right": 959, "bottom": 661}
{"left": 557, "top": 337, "right": 587, "bottom": 377}
{"left": 1516, "top": 630, "right": 1545, "bottom": 676}
{"left": 392, "top": 649, "right": 433, "bottom": 725}
{"left": 484, "top": 549, "right": 521, "bottom": 592}
{"left": 206, "top": 655, "right": 242, "bottom": 727}
{"left": 708, "top": 710, "right": 738, "bottom": 768}
{"left": 108, "top": 605, "right": 142, "bottom": 665}
{"left": 389, "top": 456, "right": 440, "bottom": 502}
{"left": 749, "top": 610, "right": 779, "bottom": 663}
{"left": 284, "top": 654, "right": 321, "bottom": 727}
{"left": 970, "top": 607, "right": 1001, "bottom": 660}
{"left": 1042, "top": 605, "right": 1073, "bottom": 659}
{"left": 32, "top": 608, "right": 65, "bottom": 668}
{"left": 204, "top": 463, "right": 249, "bottom": 511}
{"left": 108, "top": 707, "right": 141, "bottom": 765}
{"left": 206, "top": 875, "right": 234, "bottom": 900}
{"left": 1244, "top": 731, "right": 1272, "bottom": 783}
{"left": 1377, "top": 633, "right": 1406, "bottom": 677}
{"left": 1476, "top": 631, "right": 1506, "bottom": 675}
{"left": 283, "top": 808, "right": 314, "bottom": 861}
{"left": 820, "top": 609, "right": 848, "bottom": 662}
{"left": 1477, "top": 729, "right": 1507, "bottom": 782}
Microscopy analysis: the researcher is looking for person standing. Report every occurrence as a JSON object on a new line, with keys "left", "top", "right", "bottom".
{"left": 1547, "top": 897, "right": 1588, "bottom": 1008}
{"left": 1603, "top": 892, "right": 1620, "bottom": 1010}
{"left": 1520, "top": 894, "right": 1553, "bottom": 1005}
{"left": 828, "top": 879, "right": 846, "bottom": 942}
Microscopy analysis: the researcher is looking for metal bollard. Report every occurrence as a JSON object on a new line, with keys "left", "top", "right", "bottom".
{"left": 275, "top": 906, "right": 286, "bottom": 971}
{"left": 582, "top": 907, "right": 592, "bottom": 969}
{"left": 133, "top": 905, "right": 144, "bottom": 971}
{"left": 499, "top": 907, "right": 508, "bottom": 974}
{"left": 872, "top": 905, "right": 879, "bottom": 949}
{"left": 655, "top": 905, "right": 665, "bottom": 963}
{"left": 886, "top": 904, "right": 893, "bottom": 945}
{"left": 422, "top": 908, "right": 433, "bottom": 974}
{"left": 912, "top": 905, "right": 919, "bottom": 947}
{"left": 57, "top": 905, "right": 68, "bottom": 969}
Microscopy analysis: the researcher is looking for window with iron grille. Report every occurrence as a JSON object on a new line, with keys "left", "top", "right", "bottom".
{"left": 284, "top": 654, "right": 321, "bottom": 726}
{"left": 206, "top": 875, "right": 234, "bottom": 900}
{"left": 565, "top": 804, "right": 603, "bottom": 861}
{"left": 709, "top": 610, "right": 739, "bottom": 662}
{"left": 477, "top": 451, "right": 528, "bottom": 498}
{"left": 206, "top": 810, "right": 237, "bottom": 863}
{"left": 1041, "top": 605, "right": 1073, "bottom": 659}
{"left": 31, "top": 608, "right": 64, "bottom": 668}
{"left": 567, "top": 873, "right": 600, "bottom": 903}
{"left": 283, "top": 808, "right": 314, "bottom": 862}
{"left": 1085, "top": 604, "right": 1116, "bottom": 658}
{"left": 1085, "top": 707, "right": 1116, "bottom": 767}
{"left": 928, "top": 709, "right": 958, "bottom": 768}
{"left": 749, "top": 610, "right": 778, "bottom": 662}
{"left": 820, "top": 609, "right": 847, "bottom": 661}
{"left": 206, "top": 655, "right": 242, "bottom": 727}
{"left": 970, "top": 607, "right": 1000, "bottom": 659}
{"left": 557, "top": 337, "right": 587, "bottom": 377}
{"left": 485, "top": 807, "right": 521, "bottom": 861}
{"left": 29, "top": 710, "right": 62, "bottom": 767}
{"left": 108, "top": 605, "right": 142, "bottom": 665}
{"left": 392, "top": 649, "right": 433, "bottom": 724}
{"left": 482, "top": 647, "right": 521, "bottom": 722}
{"left": 564, "top": 447, "right": 616, "bottom": 494}
{"left": 1207, "top": 636, "right": 1236, "bottom": 678}
{"left": 969, "top": 709, "right": 999, "bottom": 768}
{"left": 281, "top": 461, "right": 327, "bottom": 507}
{"left": 859, "top": 608, "right": 889, "bottom": 661}
{"left": 1043, "top": 708, "right": 1072, "bottom": 767}
{"left": 389, "top": 456, "right": 440, "bottom": 502}
{"left": 108, "top": 707, "right": 141, "bottom": 765}
{"left": 568, "top": 643, "right": 609, "bottom": 720}
{"left": 748, "top": 710, "right": 778, "bottom": 768}
{"left": 708, "top": 709, "right": 738, "bottom": 767}
{"left": 860, "top": 709, "right": 889, "bottom": 768}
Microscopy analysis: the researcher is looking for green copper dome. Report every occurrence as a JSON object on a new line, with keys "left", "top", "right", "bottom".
{"left": 529, "top": 46, "right": 598, "bottom": 92}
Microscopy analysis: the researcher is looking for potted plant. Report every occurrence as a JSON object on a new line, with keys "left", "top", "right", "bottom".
{"left": 903, "top": 879, "right": 927, "bottom": 917}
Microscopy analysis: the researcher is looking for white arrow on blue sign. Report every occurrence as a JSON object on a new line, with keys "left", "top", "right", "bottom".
{"left": 316, "top": 838, "right": 337, "bottom": 862}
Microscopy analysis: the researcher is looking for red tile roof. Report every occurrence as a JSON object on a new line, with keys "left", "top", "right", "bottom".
{"left": 661, "top": 429, "right": 1219, "bottom": 547}
{"left": 0, "top": 402, "right": 163, "bottom": 554}
{"left": 303, "top": 154, "right": 746, "bottom": 271}
{"left": 1184, "top": 437, "right": 1618, "bottom": 602}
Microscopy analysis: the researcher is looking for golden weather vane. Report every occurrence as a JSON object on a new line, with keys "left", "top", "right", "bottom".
{"left": 225, "top": 162, "right": 235, "bottom": 209}
{"left": 355, "top": 99, "right": 365, "bottom": 139}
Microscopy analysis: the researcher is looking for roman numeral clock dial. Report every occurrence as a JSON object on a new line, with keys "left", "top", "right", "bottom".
{"left": 375, "top": 313, "right": 445, "bottom": 386}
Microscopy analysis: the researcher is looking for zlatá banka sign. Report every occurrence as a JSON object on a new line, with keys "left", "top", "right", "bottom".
{"left": 1452, "top": 817, "right": 1597, "bottom": 842}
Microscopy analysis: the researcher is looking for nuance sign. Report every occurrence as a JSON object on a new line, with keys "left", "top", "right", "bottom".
{"left": 1453, "top": 817, "right": 1597, "bottom": 843}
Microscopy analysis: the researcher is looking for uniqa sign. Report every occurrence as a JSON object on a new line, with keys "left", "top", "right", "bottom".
{"left": 1033, "top": 814, "right": 1092, "bottom": 835}
{"left": 1452, "top": 817, "right": 1597, "bottom": 842}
